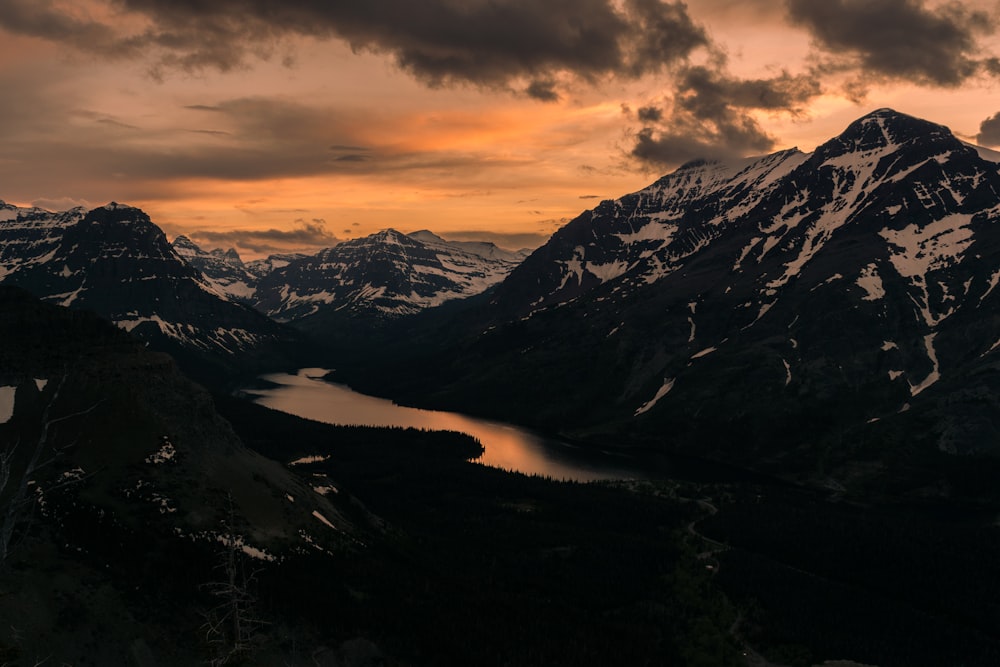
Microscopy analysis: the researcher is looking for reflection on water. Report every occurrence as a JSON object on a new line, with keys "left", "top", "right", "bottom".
{"left": 241, "top": 368, "right": 645, "bottom": 482}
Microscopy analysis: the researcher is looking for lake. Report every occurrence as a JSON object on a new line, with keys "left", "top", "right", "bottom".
{"left": 241, "top": 368, "right": 647, "bottom": 482}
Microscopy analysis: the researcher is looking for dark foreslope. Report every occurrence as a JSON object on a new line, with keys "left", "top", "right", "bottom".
{"left": 0, "top": 287, "right": 360, "bottom": 664}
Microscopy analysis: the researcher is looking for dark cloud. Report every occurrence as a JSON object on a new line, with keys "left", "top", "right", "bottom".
{"left": 787, "top": 0, "right": 997, "bottom": 86}
{"left": 631, "top": 121, "right": 773, "bottom": 167}
{"left": 625, "top": 0, "right": 709, "bottom": 76}
{"left": 977, "top": 112, "right": 1000, "bottom": 146}
{"left": 189, "top": 220, "right": 340, "bottom": 254}
{"left": 0, "top": 0, "right": 711, "bottom": 91}
{"left": 0, "top": 1, "right": 129, "bottom": 56}
{"left": 627, "top": 66, "right": 820, "bottom": 168}
{"left": 578, "top": 195, "right": 601, "bottom": 199}
{"left": 637, "top": 106, "right": 663, "bottom": 123}
{"left": 525, "top": 79, "right": 560, "bottom": 102}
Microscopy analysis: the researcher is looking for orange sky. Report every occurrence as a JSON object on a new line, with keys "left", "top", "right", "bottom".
{"left": 2, "top": 1, "right": 1000, "bottom": 258}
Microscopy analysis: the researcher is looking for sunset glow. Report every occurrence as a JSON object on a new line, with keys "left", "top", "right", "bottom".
{"left": 3, "top": 1, "right": 1000, "bottom": 257}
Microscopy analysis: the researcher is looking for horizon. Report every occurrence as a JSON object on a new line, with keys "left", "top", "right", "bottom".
{"left": 7, "top": 104, "right": 998, "bottom": 260}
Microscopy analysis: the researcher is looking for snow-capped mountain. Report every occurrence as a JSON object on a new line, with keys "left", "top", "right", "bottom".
{"left": 244, "top": 251, "right": 309, "bottom": 279}
{"left": 350, "top": 109, "right": 1000, "bottom": 485}
{"left": 172, "top": 234, "right": 257, "bottom": 303}
{"left": 0, "top": 201, "right": 86, "bottom": 279}
{"left": 0, "top": 203, "right": 300, "bottom": 375}
{"left": 253, "top": 228, "right": 528, "bottom": 323}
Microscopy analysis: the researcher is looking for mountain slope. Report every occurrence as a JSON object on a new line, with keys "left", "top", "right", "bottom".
{"left": 342, "top": 109, "right": 1000, "bottom": 491}
{"left": 0, "top": 286, "right": 365, "bottom": 662}
{"left": 0, "top": 203, "right": 303, "bottom": 380}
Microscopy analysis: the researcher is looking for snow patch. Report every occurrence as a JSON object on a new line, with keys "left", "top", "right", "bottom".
{"left": 635, "top": 378, "right": 675, "bottom": 416}
{"left": 0, "top": 386, "right": 15, "bottom": 423}
{"left": 289, "top": 454, "right": 330, "bottom": 466}
{"left": 856, "top": 264, "right": 885, "bottom": 301}
{"left": 145, "top": 438, "right": 176, "bottom": 464}
{"left": 312, "top": 510, "right": 338, "bottom": 531}
{"left": 909, "top": 333, "right": 940, "bottom": 396}
{"left": 879, "top": 214, "right": 974, "bottom": 326}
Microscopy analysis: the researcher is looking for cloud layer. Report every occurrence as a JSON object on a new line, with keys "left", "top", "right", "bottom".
{"left": 189, "top": 219, "right": 339, "bottom": 254}
{"left": 787, "top": 0, "right": 997, "bottom": 87}
{"left": 2, "top": 0, "right": 711, "bottom": 92}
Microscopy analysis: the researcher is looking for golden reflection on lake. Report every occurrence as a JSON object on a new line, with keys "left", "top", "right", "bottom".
{"left": 242, "top": 368, "right": 643, "bottom": 482}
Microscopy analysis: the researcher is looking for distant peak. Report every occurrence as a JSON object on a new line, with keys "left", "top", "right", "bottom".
{"left": 820, "top": 108, "right": 957, "bottom": 158}
{"left": 373, "top": 228, "right": 407, "bottom": 242}
{"left": 408, "top": 229, "right": 446, "bottom": 244}
{"left": 676, "top": 158, "right": 721, "bottom": 171}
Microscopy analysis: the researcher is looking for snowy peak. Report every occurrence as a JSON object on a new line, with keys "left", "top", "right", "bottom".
{"left": 171, "top": 234, "right": 202, "bottom": 256}
{"left": 826, "top": 108, "right": 953, "bottom": 155}
{"left": 172, "top": 235, "right": 255, "bottom": 302}
{"left": 407, "top": 230, "right": 528, "bottom": 263}
{"left": 489, "top": 147, "right": 809, "bottom": 317}
{"left": 254, "top": 227, "right": 526, "bottom": 322}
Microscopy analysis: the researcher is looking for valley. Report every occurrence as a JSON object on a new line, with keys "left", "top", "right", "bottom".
{"left": 1, "top": 109, "right": 999, "bottom": 665}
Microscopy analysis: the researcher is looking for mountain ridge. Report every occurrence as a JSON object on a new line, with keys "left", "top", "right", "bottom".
{"left": 333, "top": 108, "right": 1000, "bottom": 494}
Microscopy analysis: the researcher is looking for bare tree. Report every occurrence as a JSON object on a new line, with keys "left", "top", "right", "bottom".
{"left": 200, "top": 495, "right": 268, "bottom": 666}
{"left": 0, "top": 376, "right": 100, "bottom": 563}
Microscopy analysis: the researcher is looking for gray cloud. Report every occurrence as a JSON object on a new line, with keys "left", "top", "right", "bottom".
{"left": 0, "top": 1, "right": 128, "bottom": 55}
{"left": 637, "top": 106, "right": 663, "bottom": 123}
{"left": 525, "top": 79, "right": 560, "bottom": 102}
{"left": 0, "top": 0, "right": 711, "bottom": 91}
{"left": 977, "top": 112, "right": 1000, "bottom": 146}
{"left": 189, "top": 220, "right": 340, "bottom": 254}
{"left": 628, "top": 66, "right": 821, "bottom": 168}
{"left": 787, "top": 0, "right": 997, "bottom": 86}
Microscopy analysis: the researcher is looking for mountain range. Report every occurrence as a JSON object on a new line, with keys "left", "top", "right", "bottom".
{"left": 174, "top": 227, "right": 528, "bottom": 326}
{"left": 336, "top": 108, "right": 1000, "bottom": 494}
{"left": 0, "top": 202, "right": 527, "bottom": 380}
{"left": 0, "top": 202, "right": 302, "bottom": 380}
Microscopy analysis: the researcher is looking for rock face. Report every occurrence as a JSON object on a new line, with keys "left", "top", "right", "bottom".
{"left": 0, "top": 203, "right": 301, "bottom": 377}
{"left": 356, "top": 109, "right": 1000, "bottom": 480}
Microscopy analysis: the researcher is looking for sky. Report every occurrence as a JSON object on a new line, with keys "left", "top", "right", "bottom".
{"left": 2, "top": 1, "right": 1000, "bottom": 258}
